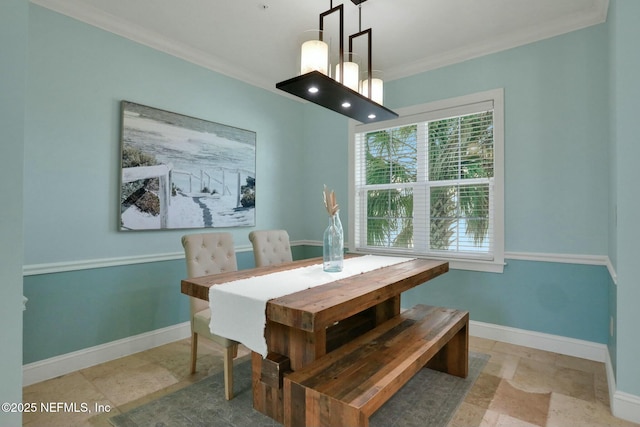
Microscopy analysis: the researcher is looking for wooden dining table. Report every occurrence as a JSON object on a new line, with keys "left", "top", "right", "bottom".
{"left": 181, "top": 254, "right": 449, "bottom": 423}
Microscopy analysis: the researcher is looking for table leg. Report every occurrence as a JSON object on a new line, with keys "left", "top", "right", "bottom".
{"left": 252, "top": 352, "right": 284, "bottom": 422}
{"left": 253, "top": 323, "right": 326, "bottom": 421}
{"left": 375, "top": 295, "right": 400, "bottom": 325}
{"left": 253, "top": 296, "right": 401, "bottom": 422}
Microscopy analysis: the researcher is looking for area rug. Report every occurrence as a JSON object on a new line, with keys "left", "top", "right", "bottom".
{"left": 110, "top": 352, "right": 489, "bottom": 427}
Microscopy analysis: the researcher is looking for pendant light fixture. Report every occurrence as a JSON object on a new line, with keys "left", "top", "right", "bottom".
{"left": 276, "top": 0, "right": 398, "bottom": 123}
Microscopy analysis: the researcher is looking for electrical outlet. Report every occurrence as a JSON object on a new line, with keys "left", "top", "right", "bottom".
{"left": 610, "top": 316, "right": 614, "bottom": 337}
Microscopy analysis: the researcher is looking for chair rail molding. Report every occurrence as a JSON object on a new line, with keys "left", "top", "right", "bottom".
{"left": 23, "top": 246, "right": 615, "bottom": 282}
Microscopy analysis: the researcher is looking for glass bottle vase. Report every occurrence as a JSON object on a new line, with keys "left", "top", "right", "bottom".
{"left": 323, "top": 211, "right": 344, "bottom": 272}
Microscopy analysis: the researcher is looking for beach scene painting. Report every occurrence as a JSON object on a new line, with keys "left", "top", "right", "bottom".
{"left": 119, "top": 101, "right": 256, "bottom": 231}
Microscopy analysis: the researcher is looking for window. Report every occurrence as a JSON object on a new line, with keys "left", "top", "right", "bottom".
{"left": 349, "top": 89, "right": 504, "bottom": 272}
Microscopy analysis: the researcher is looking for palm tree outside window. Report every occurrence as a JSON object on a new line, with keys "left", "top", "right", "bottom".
{"left": 350, "top": 89, "right": 504, "bottom": 272}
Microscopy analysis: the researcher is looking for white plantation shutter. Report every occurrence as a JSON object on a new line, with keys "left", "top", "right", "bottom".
{"left": 350, "top": 90, "right": 504, "bottom": 272}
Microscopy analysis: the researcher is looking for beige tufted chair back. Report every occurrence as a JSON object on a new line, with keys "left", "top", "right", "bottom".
{"left": 182, "top": 232, "right": 238, "bottom": 315}
{"left": 181, "top": 232, "right": 239, "bottom": 399}
{"left": 248, "top": 229, "right": 293, "bottom": 267}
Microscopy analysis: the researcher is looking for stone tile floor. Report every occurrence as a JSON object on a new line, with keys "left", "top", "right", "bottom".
{"left": 23, "top": 337, "right": 639, "bottom": 427}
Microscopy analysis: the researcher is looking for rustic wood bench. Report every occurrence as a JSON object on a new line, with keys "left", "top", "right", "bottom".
{"left": 283, "top": 304, "right": 469, "bottom": 427}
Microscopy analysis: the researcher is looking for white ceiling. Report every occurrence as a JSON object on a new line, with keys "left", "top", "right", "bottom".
{"left": 32, "top": 0, "right": 609, "bottom": 94}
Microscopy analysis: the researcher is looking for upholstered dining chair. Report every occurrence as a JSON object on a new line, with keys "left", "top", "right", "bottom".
{"left": 181, "top": 232, "right": 239, "bottom": 400}
{"left": 248, "top": 229, "right": 293, "bottom": 267}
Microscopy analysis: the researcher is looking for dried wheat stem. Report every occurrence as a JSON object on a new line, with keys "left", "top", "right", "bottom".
{"left": 323, "top": 185, "right": 339, "bottom": 216}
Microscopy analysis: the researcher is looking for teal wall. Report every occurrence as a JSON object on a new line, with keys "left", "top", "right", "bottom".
{"left": 18, "top": 2, "right": 637, "bottom": 403}
{"left": 22, "top": 5, "right": 305, "bottom": 363}
{"left": 387, "top": 24, "right": 610, "bottom": 256}
{"left": 301, "top": 23, "right": 610, "bottom": 258}
{"left": 302, "top": 21, "right": 611, "bottom": 343}
{"left": 609, "top": 0, "right": 640, "bottom": 397}
{"left": 387, "top": 20, "right": 613, "bottom": 349}
{"left": 0, "top": 0, "right": 27, "bottom": 424}
{"left": 23, "top": 245, "right": 309, "bottom": 364}
{"left": 24, "top": 5, "right": 306, "bottom": 266}
{"left": 0, "top": 0, "right": 27, "bottom": 421}
{"left": 403, "top": 260, "right": 609, "bottom": 344}
{"left": 301, "top": 103, "right": 350, "bottom": 242}
{"left": 607, "top": 0, "right": 620, "bottom": 382}
{"left": 25, "top": 250, "right": 253, "bottom": 364}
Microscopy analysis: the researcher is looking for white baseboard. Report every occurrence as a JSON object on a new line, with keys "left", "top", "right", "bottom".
{"left": 470, "top": 320, "right": 608, "bottom": 362}
{"left": 22, "top": 318, "right": 640, "bottom": 424}
{"left": 612, "top": 391, "right": 640, "bottom": 424}
{"left": 23, "top": 321, "right": 191, "bottom": 386}
{"left": 22, "top": 319, "right": 607, "bottom": 384}
{"left": 605, "top": 351, "right": 640, "bottom": 424}
{"left": 473, "top": 320, "right": 640, "bottom": 423}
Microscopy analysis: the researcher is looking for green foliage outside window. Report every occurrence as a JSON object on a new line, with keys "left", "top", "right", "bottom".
{"left": 363, "top": 111, "right": 494, "bottom": 252}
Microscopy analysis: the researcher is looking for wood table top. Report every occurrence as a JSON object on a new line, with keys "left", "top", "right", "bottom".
{"left": 181, "top": 255, "right": 449, "bottom": 332}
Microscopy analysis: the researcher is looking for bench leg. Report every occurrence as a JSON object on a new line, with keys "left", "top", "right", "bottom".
{"left": 285, "top": 380, "right": 368, "bottom": 427}
{"left": 425, "top": 317, "right": 469, "bottom": 378}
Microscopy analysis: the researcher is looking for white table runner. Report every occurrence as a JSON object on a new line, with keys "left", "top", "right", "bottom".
{"left": 209, "top": 255, "right": 414, "bottom": 357}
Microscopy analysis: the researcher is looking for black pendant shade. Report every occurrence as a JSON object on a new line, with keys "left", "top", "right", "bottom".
{"left": 276, "top": 71, "right": 398, "bottom": 123}
{"left": 276, "top": 0, "right": 398, "bottom": 123}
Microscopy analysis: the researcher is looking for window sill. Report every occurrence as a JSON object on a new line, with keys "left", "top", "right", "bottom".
{"left": 449, "top": 258, "right": 504, "bottom": 273}
{"left": 348, "top": 249, "right": 505, "bottom": 273}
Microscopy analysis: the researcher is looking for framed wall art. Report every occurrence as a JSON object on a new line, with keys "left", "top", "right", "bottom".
{"left": 119, "top": 101, "right": 256, "bottom": 230}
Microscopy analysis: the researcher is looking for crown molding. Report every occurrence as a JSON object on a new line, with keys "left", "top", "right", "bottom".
{"left": 384, "top": 0, "right": 610, "bottom": 81}
{"left": 29, "top": 0, "right": 275, "bottom": 91}
{"left": 31, "top": 0, "right": 609, "bottom": 92}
